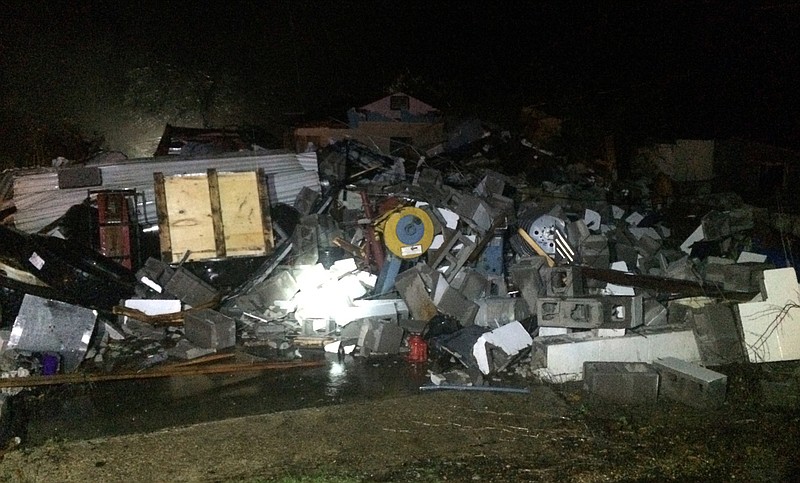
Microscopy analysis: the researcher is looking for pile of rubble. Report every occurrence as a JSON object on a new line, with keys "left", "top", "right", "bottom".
{"left": 1, "top": 135, "right": 799, "bottom": 417}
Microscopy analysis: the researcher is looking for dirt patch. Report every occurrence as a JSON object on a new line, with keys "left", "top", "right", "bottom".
{"left": 1, "top": 369, "right": 799, "bottom": 482}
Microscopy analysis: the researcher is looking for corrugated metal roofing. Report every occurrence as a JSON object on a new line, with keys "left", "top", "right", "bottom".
{"left": 9, "top": 151, "right": 319, "bottom": 233}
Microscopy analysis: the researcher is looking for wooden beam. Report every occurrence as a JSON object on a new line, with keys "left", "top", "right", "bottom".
{"left": 153, "top": 172, "right": 173, "bottom": 263}
{"left": 0, "top": 360, "right": 325, "bottom": 389}
{"left": 207, "top": 168, "right": 227, "bottom": 258}
{"left": 256, "top": 168, "right": 274, "bottom": 253}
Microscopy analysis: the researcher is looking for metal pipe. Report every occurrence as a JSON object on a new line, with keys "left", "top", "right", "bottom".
{"left": 419, "top": 384, "right": 530, "bottom": 394}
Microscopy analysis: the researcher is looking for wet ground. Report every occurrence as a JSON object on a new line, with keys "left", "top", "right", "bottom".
{"left": 18, "top": 350, "right": 431, "bottom": 446}
{"left": 2, "top": 364, "right": 799, "bottom": 482}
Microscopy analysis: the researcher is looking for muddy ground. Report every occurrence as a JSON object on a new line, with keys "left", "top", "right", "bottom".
{"left": 1, "top": 361, "right": 799, "bottom": 482}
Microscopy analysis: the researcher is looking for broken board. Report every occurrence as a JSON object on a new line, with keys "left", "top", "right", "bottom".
{"left": 154, "top": 169, "right": 273, "bottom": 262}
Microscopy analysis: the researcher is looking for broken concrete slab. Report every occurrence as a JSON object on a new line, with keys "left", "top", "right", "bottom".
{"left": 473, "top": 321, "right": 533, "bottom": 375}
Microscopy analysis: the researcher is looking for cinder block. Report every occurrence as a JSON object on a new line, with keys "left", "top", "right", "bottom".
{"left": 509, "top": 257, "right": 546, "bottom": 314}
{"left": 184, "top": 309, "right": 236, "bottom": 349}
{"left": 579, "top": 235, "right": 609, "bottom": 288}
{"left": 537, "top": 297, "right": 603, "bottom": 329}
{"left": 164, "top": 267, "right": 219, "bottom": 307}
{"left": 654, "top": 357, "right": 727, "bottom": 409}
{"left": 583, "top": 361, "right": 659, "bottom": 405}
{"left": 599, "top": 295, "right": 643, "bottom": 329}
{"left": 433, "top": 277, "right": 478, "bottom": 326}
{"left": 704, "top": 262, "right": 765, "bottom": 292}
{"left": 689, "top": 304, "right": 746, "bottom": 365}
{"left": 474, "top": 297, "right": 529, "bottom": 328}
{"left": 543, "top": 266, "right": 584, "bottom": 297}
{"left": 395, "top": 269, "right": 438, "bottom": 321}
{"left": 643, "top": 299, "right": 668, "bottom": 326}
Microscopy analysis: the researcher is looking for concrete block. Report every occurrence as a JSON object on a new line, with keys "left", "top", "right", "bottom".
{"left": 164, "top": 267, "right": 219, "bottom": 307}
{"left": 8, "top": 294, "right": 97, "bottom": 373}
{"left": 184, "top": 309, "right": 236, "bottom": 349}
{"left": 583, "top": 209, "right": 602, "bottom": 231}
{"left": 531, "top": 325, "right": 702, "bottom": 382}
{"left": 543, "top": 266, "right": 584, "bottom": 297}
{"left": 737, "top": 251, "right": 767, "bottom": 264}
{"left": 604, "top": 261, "right": 636, "bottom": 296}
{"left": 395, "top": 269, "right": 438, "bottom": 322}
{"left": 583, "top": 361, "right": 659, "bottom": 405}
{"left": 614, "top": 242, "right": 639, "bottom": 270}
{"left": 473, "top": 170, "right": 506, "bottom": 197}
{"left": 689, "top": 304, "right": 746, "bottom": 365}
{"left": 634, "top": 234, "right": 662, "bottom": 258}
{"left": 580, "top": 235, "right": 610, "bottom": 288}
{"left": 704, "top": 262, "right": 766, "bottom": 293}
{"left": 643, "top": 299, "right": 668, "bottom": 326}
{"left": 359, "top": 320, "right": 404, "bottom": 354}
{"left": 701, "top": 210, "right": 731, "bottom": 241}
{"left": 593, "top": 328, "right": 626, "bottom": 337}
{"left": 474, "top": 297, "right": 530, "bottom": 328}
{"left": 334, "top": 299, "right": 407, "bottom": 327}
{"left": 599, "top": 295, "right": 643, "bottom": 329}
{"left": 451, "top": 192, "right": 495, "bottom": 233}
{"left": 665, "top": 256, "right": 701, "bottom": 282}
{"left": 538, "top": 327, "right": 570, "bottom": 337}
{"left": 737, "top": 267, "right": 800, "bottom": 363}
{"left": 537, "top": 297, "right": 603, "bottom": 329}
{"left": 452, "top": 268, "right": 491, "bottom": 300}
{"left": 433, "top": 277, "right": 478, "bottom": 326}
{"left": 473, "top": 321, "right": 533, "bottom": 374}
{"left": 654, "top": 357, "right": 727, "bottom": 409}
{"left": 509, "top": 257, "right": 546, "bottom": 314}
{"left": 167, "top": 339, "right": 216, "bottom": 360}
{"left": 680, "top": 225, "right": 704, "bottom": 254}
{"left": 124, "top": 299, "right": 182, "bottom": 316}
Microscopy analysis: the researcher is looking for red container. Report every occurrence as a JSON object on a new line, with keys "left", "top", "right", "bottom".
{"left": 406, "top": 334, "right": 428, "bottom": 363}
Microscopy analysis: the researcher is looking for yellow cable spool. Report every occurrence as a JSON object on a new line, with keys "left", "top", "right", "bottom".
{"left": 381, "top": 206, "right": 434, "bottom": 259}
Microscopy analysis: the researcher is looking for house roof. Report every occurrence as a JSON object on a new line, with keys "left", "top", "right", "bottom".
{"left": 357, "top": 92, "right": 439, "bottom": 117}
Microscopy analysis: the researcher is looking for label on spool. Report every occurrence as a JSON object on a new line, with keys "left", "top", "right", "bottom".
{"left": 401, "top": 245, "right": 423, "bottom": 257}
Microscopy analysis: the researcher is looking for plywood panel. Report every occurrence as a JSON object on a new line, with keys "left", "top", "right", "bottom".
{"left": 163, "top": 174, "right": 216, "bottom": 261}
{"left": 218, "top": 172, "right": 267, "bottom": 257}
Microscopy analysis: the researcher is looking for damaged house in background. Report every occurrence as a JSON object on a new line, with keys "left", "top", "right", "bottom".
{"left": 1, "top": 93, "right": 800, "bottom": 418}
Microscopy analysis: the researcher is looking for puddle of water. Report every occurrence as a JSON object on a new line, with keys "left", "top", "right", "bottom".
{"left": 21, "top": 350, "right": 430, "bottom": 446}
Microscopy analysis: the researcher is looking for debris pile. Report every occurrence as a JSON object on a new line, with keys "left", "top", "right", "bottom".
{"left": 0, "top": 112, "right": 799, "bottom": 421}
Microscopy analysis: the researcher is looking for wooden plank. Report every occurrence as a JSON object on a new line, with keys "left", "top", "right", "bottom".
{"left": 256, "top": 168, "right": 275, "bottom": 253}
{"left": 164, "top": 174, "right": 216, "bottom": 261}
{"left": 0, "top": 360, "right": 325, "bottom": 389}
{"left": 153, "top": 172, "right": 173, "bottom": 263}
{"left": 207, "top": 168, "right": 227, "bottom": 258}
{"left": 218, "top": 171, "right": 267, "bottom": 257}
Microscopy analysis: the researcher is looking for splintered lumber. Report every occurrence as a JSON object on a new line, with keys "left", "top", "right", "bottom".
{"left": 166, "top": 353, "right": 236, "bottom": 368}
{"left": 111, "top": 300, "right": 219, "bottom": 327}
{"left": 0, "top": 360, "right": 324, "bottom": 389}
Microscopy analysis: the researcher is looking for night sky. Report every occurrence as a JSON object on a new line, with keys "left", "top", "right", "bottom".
{"left": 1, "top": 1, "right": 799, "bottom": 163}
